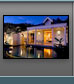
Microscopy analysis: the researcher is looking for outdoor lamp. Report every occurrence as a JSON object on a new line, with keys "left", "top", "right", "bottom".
{"left": 38, "top": 32, "right": 40, "bottom": 35}
{"left": 57, "top": 31, "right": 61, "bottom": 35}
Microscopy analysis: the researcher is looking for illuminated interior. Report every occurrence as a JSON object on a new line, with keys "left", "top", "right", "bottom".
{"left": 4, "top": 33, "right": 13, "bottom": 45}
{"left": 21, "top": 31, "right": 27, "bottom": 44}
{"left": 36, "top": 30, "right": 44, "bottom": 44}
{"left": 7, "top": 36, "right": 13, "bottom": 45}
{"left": 44, "top": 30, "right": 52, "bottom": 45}
{"left": 28, "top": 30, "right": 35, "bottom": 44}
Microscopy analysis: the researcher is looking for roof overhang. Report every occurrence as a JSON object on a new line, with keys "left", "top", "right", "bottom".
{"left": 27, "top": 23, "right": 67, "bottom": 30}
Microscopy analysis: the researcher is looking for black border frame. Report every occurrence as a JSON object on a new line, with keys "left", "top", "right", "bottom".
{"left": 3, "top": 15, "right": 69, "bottom": 59}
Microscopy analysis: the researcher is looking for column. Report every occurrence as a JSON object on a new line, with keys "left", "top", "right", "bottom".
{"left": 64, "top": 27, "right": 66, "bottom": 45}
{"left": 52, "top": 28, "right": 54, "bottom": 46}
{"left": 34, "top": 29, "right": 36, "bottom": 44}
{"left": 42, "top": 30, "right": 44, "bottom": 44}
{"left": 27, "top": 30, "right": 29, "bottom": 44}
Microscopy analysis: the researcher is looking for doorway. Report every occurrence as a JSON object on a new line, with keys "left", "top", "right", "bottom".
{"left": 44, "top": 30, "right": 52, "bottom": 46}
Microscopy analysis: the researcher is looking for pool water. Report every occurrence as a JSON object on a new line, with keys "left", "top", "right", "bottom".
{"left": 6, "top": 46, "right": 57, "bottom": 58}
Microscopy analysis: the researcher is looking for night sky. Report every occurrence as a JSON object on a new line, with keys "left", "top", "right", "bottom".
{"left": 4, "top": 16, "right": 68, "bottom": 25}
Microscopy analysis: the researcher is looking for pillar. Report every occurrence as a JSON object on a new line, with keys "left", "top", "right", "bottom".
{"left": 42, "top": 30, "right": 44, "bottom": 44}
{"left": 64, "top": 27, "right": 66, "bottom": 45}
{"left": 27, "top": 30, "right": 29, "bottom": 44}
{"left": 34, "top": 29, "right": 37, "bottom": 44}
{"left": 52, "top": 28, "right": 54, "bottom": 46}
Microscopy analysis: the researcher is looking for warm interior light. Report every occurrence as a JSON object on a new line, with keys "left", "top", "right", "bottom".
{"left": 24, "top": 35, "right": 26, "bottom": 37}
{"left": 48, "top": 33, "right": 50, "bottom": 37}
{"left": 57, "top": 31, "right": 61, "bottom": 35}
{"left": 8, "top": 37, "right": 11, "bottom": 40}
{"left": 7, "top": 36, "right": 13, "bottom": 45}
{"left": 44, "top": 31, "right": 52, "bottom": 43}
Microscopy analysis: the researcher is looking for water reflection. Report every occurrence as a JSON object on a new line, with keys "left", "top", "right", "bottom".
{"left": 7, "top": 46, "right": 57, "bottom": 58}
{"left": 44, "top": 49, "right": 57, "bottom": 58}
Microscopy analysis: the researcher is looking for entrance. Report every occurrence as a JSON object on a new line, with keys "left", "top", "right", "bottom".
{"left": 44, "top": 30, "right": 52, "bottom": 46}
{"left": 28, "top": 30, "right": 34, "bottom": 44}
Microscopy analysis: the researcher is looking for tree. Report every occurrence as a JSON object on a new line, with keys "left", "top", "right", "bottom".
{"left": 55, "top": 37, "right": 64, "bottom": 47}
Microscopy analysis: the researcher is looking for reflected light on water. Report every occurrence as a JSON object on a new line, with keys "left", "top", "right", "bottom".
{"left": 38, "top": 53, "right": 41, "bottom": 58}
{"left": 6, "top": 46, "right": 57, "bottom": 58}
{"left": 10, "top": 47, "right": 13, "bottom": 49}
{"left": 48, "top": 49, "right": 50, "bottom": 55}
{"left": 20, "top": 50, "right": 23, "bottom": 56}
{"left": 9, "top": 50, "right": 12, "bottom": 54}
{"left": 44, "top": 49, "right": 52, "bottom": 58}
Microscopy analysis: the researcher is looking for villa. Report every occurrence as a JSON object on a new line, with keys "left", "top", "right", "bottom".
{"left": 26, "top": 17, "right": 68, "bottom": 46}
{"left": 4, "top": 17, "right": 68, "bottom": 46}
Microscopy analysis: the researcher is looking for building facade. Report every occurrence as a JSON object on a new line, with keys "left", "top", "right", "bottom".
{"left": 4, "top": 17, "right": 68, "bottom": 46}
{"left": 27, "top": 17, "right": 68, "bottom": 46}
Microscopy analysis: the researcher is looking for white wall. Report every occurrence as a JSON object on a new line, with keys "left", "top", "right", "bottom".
{"left": 36, "top": 31, "right": 43, "bottom": 42}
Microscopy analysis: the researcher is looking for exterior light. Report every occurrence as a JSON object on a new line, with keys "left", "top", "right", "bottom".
{"left": 38, "top": 32, "right": 40, "bottom": 35}
{"left": 57, "top": 31, "right": 61, "bottom": 35}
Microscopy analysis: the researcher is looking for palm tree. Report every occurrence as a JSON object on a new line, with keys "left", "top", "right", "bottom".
{"left": 16, "top": 26, "right": 21, "bottom": 33}
{"left": 55, "top": 37, "right": 63, "bottom": 47}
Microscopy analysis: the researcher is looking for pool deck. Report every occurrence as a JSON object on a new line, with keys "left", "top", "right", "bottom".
{"left": 4, "top": 43, "right": 65, "bottom": 50}
{"left": 26, "top": 44, "right": 55, "bottom": 49}
{"left": 4, "top": 43, "right": 55, "bottom": 49}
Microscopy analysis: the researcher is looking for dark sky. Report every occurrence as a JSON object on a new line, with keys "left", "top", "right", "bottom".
{"left": 4, "top": 16, "right": 68, "bottom": 25}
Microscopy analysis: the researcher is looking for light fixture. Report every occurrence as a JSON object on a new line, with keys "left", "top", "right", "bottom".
{"left": 38, "top": 32, "right": 40, "bottom": 35}
{"left": 57, "top": 31, "right": 61, "bottom": 35}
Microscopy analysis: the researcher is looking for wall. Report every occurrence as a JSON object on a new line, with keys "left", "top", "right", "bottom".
{"left": 36, "top": 31, "right": 43, "bottom": 42}
{"left": 53, "top": 27, "right": 65, "bottom": 45}
{"left": 0, "top": 2, "right": 73, "bottom": 76}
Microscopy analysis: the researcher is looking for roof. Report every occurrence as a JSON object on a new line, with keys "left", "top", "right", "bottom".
{"left": 43, "top": 17, "right": 53, "bottom": 23}
{"left": 27, "top": 23, "right": 67, "bottom": 30}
